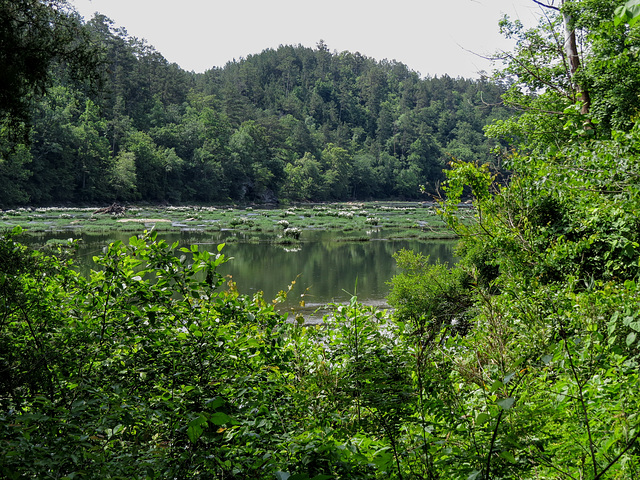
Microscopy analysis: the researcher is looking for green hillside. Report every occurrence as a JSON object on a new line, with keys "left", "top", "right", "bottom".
{"left": 0, "top": 13, "right": 510, "bottom": 207}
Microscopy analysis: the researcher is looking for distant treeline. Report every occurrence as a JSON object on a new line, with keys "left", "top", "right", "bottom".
{"left": 0, "top": 14, "right": 511, "bottom": 207}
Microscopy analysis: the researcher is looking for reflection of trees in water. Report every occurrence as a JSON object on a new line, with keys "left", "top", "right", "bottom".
{"left": 20, "top": 230, "right": 456, "bottom": 306}
{"left": 219, "top": 238, "right": 456, "bottom": 305}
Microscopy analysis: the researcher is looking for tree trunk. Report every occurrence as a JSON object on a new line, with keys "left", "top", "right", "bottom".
{"left": 561, "top": 1, "right": 591, "bottom": 115}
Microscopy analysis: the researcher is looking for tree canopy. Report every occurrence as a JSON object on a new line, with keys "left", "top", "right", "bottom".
{"left": 0, "top": 9, "right": 510, "bottom": 206}
{"left": 0, "top": 0, "right": 102, "bottom": 140}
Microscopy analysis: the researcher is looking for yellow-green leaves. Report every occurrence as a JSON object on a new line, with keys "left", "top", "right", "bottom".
{"left": 615, "top": 0, "right": 640, "bottom": 26}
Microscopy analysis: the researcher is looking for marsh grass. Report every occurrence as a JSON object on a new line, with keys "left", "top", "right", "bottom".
{"left": 273, "top": 237, "right": 301, "bottom": 245}
{"left": 3, "top": 202, "right": 463, "bottom": 241}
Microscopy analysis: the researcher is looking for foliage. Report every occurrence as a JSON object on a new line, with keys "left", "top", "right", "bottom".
{"left": 1, "top": 227, "right": 291, "bottom": 478}
{"left": 615, "top": 0, "right": 640, "bottom": 26}
{"left": 0, "top": 0, "right": 103, "bottom": 141}
{"left": 388, "top": 249, "right": 473, "bottom": 339}
{"left": 5, "top": 136, "right": 640, "bottom": 478}
{"left": 378, "top": 3, "right": 640, "bottom": 478}
{"left": 488, "top": 0, "right": 640, "bottom": 152}
{"left": 0, "top": 227, "right": 436, "bottom": 479}
{"left": 0, "top": 10, "right": 508, "bottom": 207}
{"left": 397, "top": 103, "right": 640, "bottom": 480}
{"left": 6, "top": 1, "right": 640, "bottom": 479}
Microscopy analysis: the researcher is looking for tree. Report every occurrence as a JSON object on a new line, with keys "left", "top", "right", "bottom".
{"left": 530, "top": 0, "right": 592, "bottom": 114}
{"left": 123, "top": 131, "right": 166, "bottom": 201}
{"left": 282, "top": 152, "right": 325, "bottom": 200}
{"left": 489, "top": 0, "right": 640, "bottom": 150}
{"left": 0, "top": 0, "right": 102, "bottom": 139}
{"left": 321, "top": 143, "right": 353, "bottom": 199}
{"left": 69, "top": 99, "right": 110, "bottom": 200}
{"left": 108, "top": 151, "right": 138, "bottom": 200}
{"left": 0, "top": 144, "right": 31, "bottom": 206}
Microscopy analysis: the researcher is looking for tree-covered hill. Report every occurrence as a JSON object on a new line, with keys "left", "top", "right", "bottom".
{"left": 0, "top": 12, "right": 510, "bottom": 207}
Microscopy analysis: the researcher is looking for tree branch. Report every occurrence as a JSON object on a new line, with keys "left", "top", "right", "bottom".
{"left": 593, "top": 429, "right": 640, "bottom": 480}
{"left": 532, "top": 0, "right": 560, "bottom": 11}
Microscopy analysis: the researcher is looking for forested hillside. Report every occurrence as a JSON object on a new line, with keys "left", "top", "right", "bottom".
{"left": 0, "top": 14, "right": 509, "bottom": 207}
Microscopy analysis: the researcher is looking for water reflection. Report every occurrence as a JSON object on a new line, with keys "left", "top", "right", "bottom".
{"left": 19, "top": 229, "right": 457, "bottom": 309}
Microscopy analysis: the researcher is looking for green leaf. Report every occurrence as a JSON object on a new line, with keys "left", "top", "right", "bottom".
{"left": 209, "top": 412, "right": 231, "bottom": 425}
{"left": 490, "top": 380, "right": 504, "bottom": 392}
{"left": 616, "top": 1, "right": 640, "bottom": 26}
{"left": 476, "top": 413, "right": 491, "bottom": 425}
{"left": 187, "top": 415, "right": 208, "bottom": 443}
{"left": 206, "top": 397, "right": 225, "bottom": 409}
{"left": 500, "top": 450, "right": 517, "bottom": 463}
{"left": 187, "top": 424, "right": 202, "bottom": 444}
{"left": 497, "top": 397, "right": 516, "bottom": 410}
{"left": 275, "top": 472, "right": 291, "bottom": 480}
{"left": 626, "top": 332, "right": 636, "bottom": 346}
{"left": 467, "top": 470, "right": 482, "bottom": 480}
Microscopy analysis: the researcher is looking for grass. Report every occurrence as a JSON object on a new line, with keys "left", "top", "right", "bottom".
{"left": 3, "top": 202, "right": 466, "bottom": 241}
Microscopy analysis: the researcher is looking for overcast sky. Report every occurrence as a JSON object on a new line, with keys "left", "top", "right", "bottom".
{"left": 70, "top": 0, "right": 543, "bottom": 79}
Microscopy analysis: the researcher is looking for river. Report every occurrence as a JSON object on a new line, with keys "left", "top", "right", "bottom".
{"left": 19, "top": 228, "right": 457, "bottom": 319}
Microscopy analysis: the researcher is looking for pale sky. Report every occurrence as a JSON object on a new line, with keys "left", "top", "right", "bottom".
{"left": 70, "top": 0, "right": 543, "bottom": 79}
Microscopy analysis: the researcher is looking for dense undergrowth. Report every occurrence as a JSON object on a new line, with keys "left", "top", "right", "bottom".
{"left": 0, "top": 228, "right": 426, "bottom": 479}
{"left": 3, "top": 123, "right": 640, "bottom": 478}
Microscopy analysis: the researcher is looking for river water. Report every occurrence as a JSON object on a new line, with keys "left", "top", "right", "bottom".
{"left": 20, "top": 228, "right": 457, "bottom": 318}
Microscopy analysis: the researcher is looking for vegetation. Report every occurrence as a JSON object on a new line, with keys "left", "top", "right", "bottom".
{"left": 384, "top": 1, "right": 640, "bottom": 478}
{"left": 3, "top": 0, "right": 640, "bottom": 479}
{"left": 0, "top": 203, "right": 455, "bottom": 240}
{"left": 0, "top": 7, "right": 509, "bottom": 207}
{"left": 0, "top": 0, "right": 102, "bottom": 141}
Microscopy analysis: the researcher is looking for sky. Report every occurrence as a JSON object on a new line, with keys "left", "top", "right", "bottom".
{"left": 69, "top": 0, "right": 544, "bottom": 79}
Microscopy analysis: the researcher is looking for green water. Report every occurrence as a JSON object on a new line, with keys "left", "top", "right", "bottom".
{"left": 21, "top": 229, "right": 456, "bottom": 312}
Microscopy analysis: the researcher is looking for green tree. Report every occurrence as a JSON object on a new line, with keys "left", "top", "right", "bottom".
{"left": 25, "top": 85, "right": 80, "bottom": 203}
{"left": 489, "top": 0, "right": 640, "bottom": 150}
{"left": 0, "top": 0, "right": 102, "bottom": 139}
{"left": 0, "top": 143, "right": 31, "bottom": 206}
{"left": 351, "top": 153, "right": 381, "bottom": 198}
{"left": 321, "top": 143, "right": 353, "bottom": 199}
{"left": 108, "top": 150, "right": 138, "bottom": 200}
{"left": 69, "top": 99, "right": 111, "bottom": 200}
{"left": 282, "top": 152, "right": 325, "bottom": 200}
{"left": 123, "top": 131, "right": 166, "bottom": 201}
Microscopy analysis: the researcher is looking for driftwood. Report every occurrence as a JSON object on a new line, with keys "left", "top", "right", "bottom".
{"left": 94, "top": 203, "right": 126, "bottom": 215}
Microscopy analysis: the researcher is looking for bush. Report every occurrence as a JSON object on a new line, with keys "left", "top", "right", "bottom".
{"left": 388, "top": 249, "right": 473, "bottom": 338}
